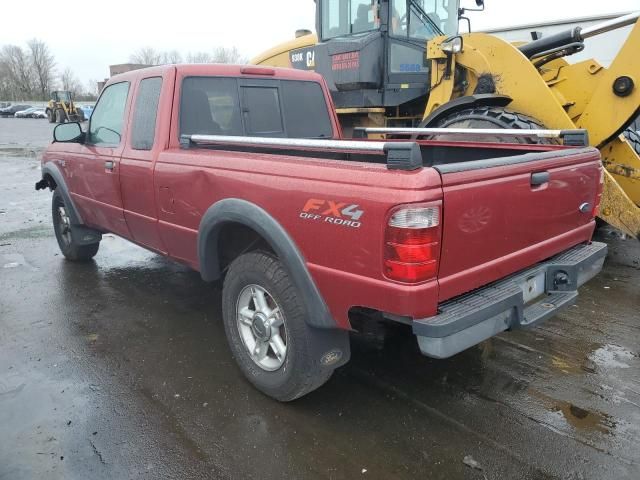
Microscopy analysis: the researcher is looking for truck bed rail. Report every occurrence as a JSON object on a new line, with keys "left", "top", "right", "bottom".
{"left": 352, "top": 127, "right": 589, "bottom": 147}
{"left": 180, "top": 134, "right": 423, "bottom": 171}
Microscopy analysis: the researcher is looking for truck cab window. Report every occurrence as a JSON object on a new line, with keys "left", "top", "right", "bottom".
{"left": 180, "top": 77, "right": 243, "bottom": 136}
{"left": 322, "top": 0, "right": 380, "bottom": 39}
{"left": 131, "top": 77, "right": 163, "bottom": 150}
{"left": 87, "top": 82, "right": 130, "bottom": 146}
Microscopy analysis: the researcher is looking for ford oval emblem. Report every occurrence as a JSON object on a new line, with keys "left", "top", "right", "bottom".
{"left": 579, "top": 202, "right": 591, "bottom": 213}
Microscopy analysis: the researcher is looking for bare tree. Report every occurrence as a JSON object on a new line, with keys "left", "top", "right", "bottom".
{"left": 130, "top": 47, "right": 167, "bottom": 65}
{"left": 186, "top": 51, "right": 213, "bottom": 63}
{"left": 166, "top": 50, "right": 183, "bottom": 64}
{"left": 0, "top": 45, "right": 35, "bottom": 99}
{"left": 85, "top": 79, "right": 101, "bottom": 99}
{"left": 211, "top": 46, "right": 245, "bottom": 64}
{"left": 27, "top": 39, "right": 56, "bottom": 100}
{"left": 60, "top": 67, "right": 83, "bottom": 95}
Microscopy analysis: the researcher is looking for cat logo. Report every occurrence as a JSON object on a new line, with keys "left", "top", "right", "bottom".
{"left": 290, "top": 47, "right": 316, "bottom": 71}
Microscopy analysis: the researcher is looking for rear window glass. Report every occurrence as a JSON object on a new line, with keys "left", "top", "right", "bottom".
{"left": 179, "top": 77, "right": 333, "bottom": 139}
{"left": 131, "top": 77, "right": 162, "bottom": 150}
{"left": 281, "top": 81, "right": 333, "bottom": 138}
{"left": 180, "top": 77, "right": 243, "bottom": 136}
{"left": 241, "top": 86, "right": 284, "bottom": 136}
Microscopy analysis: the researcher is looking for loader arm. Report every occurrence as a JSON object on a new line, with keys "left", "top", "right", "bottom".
{"left": 424, "top": 27, "right": 640, "bottom": 238}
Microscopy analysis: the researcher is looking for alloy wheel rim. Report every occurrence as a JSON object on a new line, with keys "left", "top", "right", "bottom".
{"left": 236, "top": 284, "right": 287, "bottom": 371}
{"left": 57, "top": 205, "right": 72, "bottom": 246}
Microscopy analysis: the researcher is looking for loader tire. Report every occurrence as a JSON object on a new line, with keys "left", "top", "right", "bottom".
{"left": 55, "top": 109, "right": 65, "bottom": 124}
{"left": 429, "top": 106, "right": 552, "bottom": 144}
{"left": 624, "top": 125, "right": 640, "bottom": 156}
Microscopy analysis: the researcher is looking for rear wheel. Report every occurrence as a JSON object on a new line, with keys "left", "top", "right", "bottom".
{"left": 222, "top": 251, "right": 334, "bottom": 401}
{"left": 52, "top": 190, "right": 99, "bottom": 261}
{"left": 47, "top": 110, "right": 54, "bottom": 123}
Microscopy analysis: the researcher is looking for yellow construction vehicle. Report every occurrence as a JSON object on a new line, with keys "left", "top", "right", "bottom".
{"left": 252, "top": 1, "right": 640, "bottom": 238}
{"left": 46, "top": 91, "right": 84, "bottom": 124}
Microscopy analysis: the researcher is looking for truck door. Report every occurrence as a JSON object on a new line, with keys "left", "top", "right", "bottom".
{"left": 120, "top": 70, "right": 174, "bottom": 252}
{"left": 74, "top": 81, "right": 131, "bottom": 238}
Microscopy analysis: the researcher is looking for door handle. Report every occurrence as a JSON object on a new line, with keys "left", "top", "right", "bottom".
{"left": 531, "top": 171, "right": 549, "bottom": 186}
{"left": 104, "top": 160, "right": 115, "bottom": 171}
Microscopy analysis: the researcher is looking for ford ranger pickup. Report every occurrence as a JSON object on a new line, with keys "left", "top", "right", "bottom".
{"left": 36, "top": 64, "right": 607, "bottom": 401}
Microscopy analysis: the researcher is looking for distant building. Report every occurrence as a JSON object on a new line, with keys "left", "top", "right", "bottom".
{"left": 97, "top": 63, "right": 151, "bottom": 93}
{"left": 109, "top": 63, "right": 149, "bottom": 77}
{"left": 486, "top": 12, "right": 633, "bottom": 67}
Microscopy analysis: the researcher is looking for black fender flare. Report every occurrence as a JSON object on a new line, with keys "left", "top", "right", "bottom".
{"left": 421, "top": 94, "right": 513, "bottom": 127}
{"left": 39, "top": 162, "right": 84, "bottom": 225}
{"left": 198, "top": 198, "right": 336, "bottom": 329}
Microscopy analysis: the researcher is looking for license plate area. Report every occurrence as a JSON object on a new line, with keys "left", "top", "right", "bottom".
{"left": 520, "top": 271, "right": 546, "bottom": 304}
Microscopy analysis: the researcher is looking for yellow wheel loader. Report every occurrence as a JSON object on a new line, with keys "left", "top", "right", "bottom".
{"left": 46, "top": 91, "right": 84, "bottom": 124}
{"left": 252, "top": 1, "right": 640, "bottom": 238}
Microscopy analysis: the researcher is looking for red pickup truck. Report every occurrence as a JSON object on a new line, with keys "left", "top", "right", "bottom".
{"left": 36, "top": 64, "right": 606, "bottom": 401}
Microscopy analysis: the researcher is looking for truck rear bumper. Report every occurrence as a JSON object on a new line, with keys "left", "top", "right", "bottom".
{"left": 413, "top": 242, "right": 607, "bottom": 359}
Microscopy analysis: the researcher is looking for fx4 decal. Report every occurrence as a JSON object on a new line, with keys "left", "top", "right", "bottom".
{"left": 300, "top": 198, "right": 364, "bottom": 228}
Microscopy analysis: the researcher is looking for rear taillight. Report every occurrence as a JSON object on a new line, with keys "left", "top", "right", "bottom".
{"left": 593, "top": 167, "right": 605, "bottom": 218}
{"left": 384, "top": 205, "right": 441, "bottom": 283}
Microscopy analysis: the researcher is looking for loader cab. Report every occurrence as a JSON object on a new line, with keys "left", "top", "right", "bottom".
{"left": 307, "top": 0, "right": 459, "bottom": 113}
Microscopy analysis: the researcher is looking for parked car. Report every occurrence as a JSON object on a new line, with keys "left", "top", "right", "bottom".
{"left": 36, "top": 64, "right": 607, "bottom": 401}
{"left": 0, "top": 102, "right": 10, "bottom": 109}
{"left": 0, "top": 104, "right": 32, "bottom": 117}
{"left": 14, "top": 107, "right": 41, "bottom": 118}
{"left": 78, "top": 104, "right": 94, "bottom": 120}
{"left": 30, "top": 109, "right": 47, "bottom": 119}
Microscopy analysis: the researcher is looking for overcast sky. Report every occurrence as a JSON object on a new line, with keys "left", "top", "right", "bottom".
{"left": 0, "top": 0, "right": 637, "bottom": 85}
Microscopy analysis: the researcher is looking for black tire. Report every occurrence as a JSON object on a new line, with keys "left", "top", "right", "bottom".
{"left": 222, "top": 251, "right": 334, "bottom": 401}
{"left": 624, "top": 124, "right": 640, "bottom": 156}
{"left": 55, "top": 109, "right": 65, "bottom": 124}
{"left": 430, "top": 106, "right": 551, "bottom": 143}
{"left": 47, "top": 110, "right": 55, "bottom": 123}
{"left": 52, "top": 190, "right": 99, "bottom": 261}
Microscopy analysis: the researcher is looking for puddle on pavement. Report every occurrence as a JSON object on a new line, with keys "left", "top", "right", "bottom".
{"left": 528, "top": 388, "right": 616, "bottom": 435}
{"left": 1, "top": 252, "right": 38, "bottom": 271}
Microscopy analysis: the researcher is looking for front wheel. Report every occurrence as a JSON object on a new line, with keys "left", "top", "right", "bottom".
{"left": 430, "top": 106, "right": 551, "bottom": 143}
{"left": 222, "top": 251, "right": 335, "bottom": 401}
{"left": 55, "top": 109, "right": 65, "bottom": 123}
{"left": 52, "top": 190, "right": 99, "bottom": 261}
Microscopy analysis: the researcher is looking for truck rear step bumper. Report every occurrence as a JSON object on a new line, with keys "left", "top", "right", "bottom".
{"left": 413, "top": 242, "right": 607, "bottom": 359}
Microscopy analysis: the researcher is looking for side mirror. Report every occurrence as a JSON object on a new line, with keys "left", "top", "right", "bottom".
{"left": 53, "top": 122, "right": 84, "bottom": 143}
{"left": 475, "top": 0, "right": 484, "bottom": 6}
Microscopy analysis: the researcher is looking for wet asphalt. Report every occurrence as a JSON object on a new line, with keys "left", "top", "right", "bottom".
{"left": 0, "top": 117, "right": 639, "bottom": 480}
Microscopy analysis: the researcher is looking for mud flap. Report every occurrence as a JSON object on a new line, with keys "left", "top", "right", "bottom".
{"left": 309, "top": 327, "right": 351, "bottom": 370}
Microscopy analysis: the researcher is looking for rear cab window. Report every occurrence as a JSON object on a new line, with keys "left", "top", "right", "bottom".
{"left": 179, "top": 76, "right": 333, "bottom": 139}
{"left": 131, "top": 77, "right": 163, "bottom": 150}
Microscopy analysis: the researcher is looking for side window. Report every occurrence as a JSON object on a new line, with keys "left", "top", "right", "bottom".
{"left": 88, "top": 82, "right": 130, "bottom": 145}
{"left": 281, "top": 81, "right": 333, "bottom": 138}
{"left": 241, "top": 86, "right": 284, "bottom": 136}
{"left": 131, "top": 77, "right": 163, "bottom": 150}
{"left": 180, "top": 77, "right": 243, "bottom": 136}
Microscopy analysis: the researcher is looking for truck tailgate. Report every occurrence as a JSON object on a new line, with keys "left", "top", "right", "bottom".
{"left": 435, "top": 147, "right": 602, "bottom": 302}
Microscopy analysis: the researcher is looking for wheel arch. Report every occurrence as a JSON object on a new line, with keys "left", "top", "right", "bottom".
{"left": 198, "top": 198, "right": 336, "bottom": 329}
{"left": 40, "top": 162, "right": 84, "bottom": 225}
{"left": 421, "top": 94, "right": 512, "bottom": 127}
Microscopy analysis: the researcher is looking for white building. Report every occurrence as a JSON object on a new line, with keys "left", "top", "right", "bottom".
{"left": 485, "top": 12, "right": 634, "bottom": 66}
